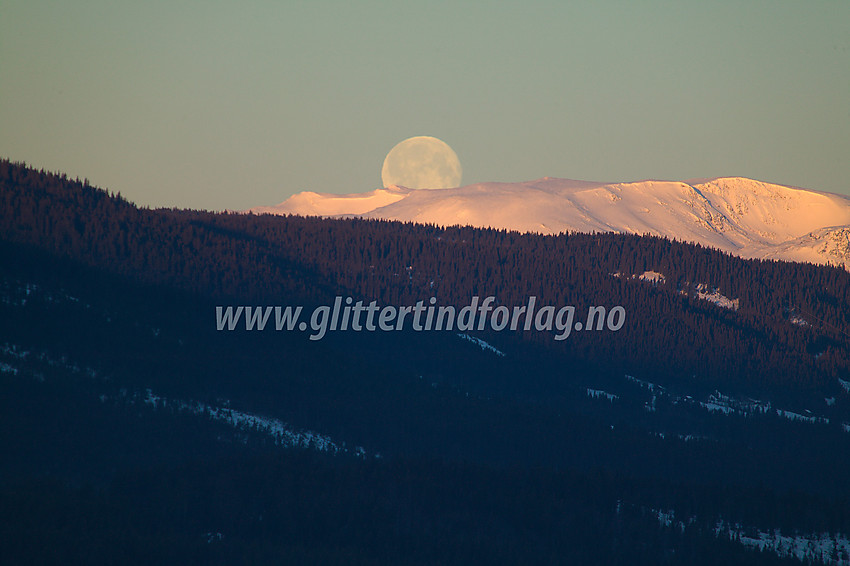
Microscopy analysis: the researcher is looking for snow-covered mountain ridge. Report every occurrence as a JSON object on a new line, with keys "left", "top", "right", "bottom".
{"left": 249, "top": 177, "right": 850, "bottom": 268}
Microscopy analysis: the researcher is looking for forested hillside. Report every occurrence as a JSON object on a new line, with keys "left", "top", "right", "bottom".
{"left": 2, "top": 159, "right": 848, "bottom": 397}
{"left": 2, "top": 159, "right": 850, "bottom": 565}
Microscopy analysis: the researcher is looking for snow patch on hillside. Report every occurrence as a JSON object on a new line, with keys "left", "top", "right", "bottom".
{"left": 587, "top": 388, "right": 618, "bottom": 402}
{"left": 114, "top": 389, "right": 366, "bottom": 457}
{"left": 777, "top": 409, "right": 829, "bottom": 425}
{"left": 0, "top": 362, "right": 18, "bottom": 375}
{"left": 692, "top": 284, "right": 740, "bottom": 311}
{"left": 457, "top": 333, "right": 506, "bottom": 357}
{"left": 143, "top": 390, "right": 346, "bottom": 453}
{"left": 638, "top": 271, "right": 666, "bottom": 284}
{"left": 624, "top": 374, "right": 665, "bottom": 393}
{"left": 697, "top": 392, "right": 829, "bottom": 425}
{"left": 618, "top": 274, "right": 739, "bottom": 311}
{"left": 0, "top": 280, "right": 88, "bottom": 308}
{"left": 622, "top": 375, "right": 833, "bottom": 428}
{"left": 0, "top": 343, "right": 30, "bottom": 360}
{"left": 653, "top": 508, "right": 850, "bottom": 565}
{"left": 715, "top": 520, "right": 850, "bottom": 566}
{"left": 699, "top": 391, "right": 771, "bottom": 416}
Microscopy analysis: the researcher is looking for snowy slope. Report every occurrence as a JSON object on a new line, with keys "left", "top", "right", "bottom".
{"left": 249, "top": 177, "right": 850, "bottom": 268}
{"left": 250, "top": 185, "right": 413, "bottom": 216}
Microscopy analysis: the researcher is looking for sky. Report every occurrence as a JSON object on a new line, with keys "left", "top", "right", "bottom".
{"left": 1, "top": 1, "right": 848, "bottom": 211}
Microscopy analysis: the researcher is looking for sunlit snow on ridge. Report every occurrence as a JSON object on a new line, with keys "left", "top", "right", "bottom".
{"left": 251, "top": 177, "right": 850, "bottom": 269}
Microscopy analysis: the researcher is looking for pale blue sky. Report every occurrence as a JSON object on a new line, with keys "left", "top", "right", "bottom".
{"left": 1, "top": 1, "right": 848, "bottom": 210}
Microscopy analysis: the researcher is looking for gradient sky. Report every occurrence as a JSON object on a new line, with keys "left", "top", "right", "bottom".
{"left": 2, "top": 1, "right": 848, "bottom": 210}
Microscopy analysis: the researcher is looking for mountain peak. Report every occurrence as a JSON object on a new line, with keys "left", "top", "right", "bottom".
{"left": 249, "top": 177, "right": 850, "bottom": 268}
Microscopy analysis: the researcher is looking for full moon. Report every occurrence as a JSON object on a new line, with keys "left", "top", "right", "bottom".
{"left": 381, "top": 136, "right": 462, "bottom": 189}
